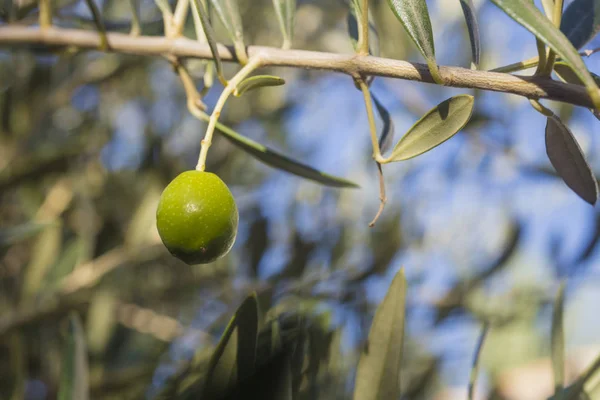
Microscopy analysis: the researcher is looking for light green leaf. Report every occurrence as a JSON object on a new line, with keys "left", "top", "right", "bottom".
{"left": 58, "top": 313, "right": 89, "bottom": 400}
{"left": 272, "top": 0, "right": 296, "bottom": 49}
{"left": 459, "top": 0, "right": 481, "bottom": 68}
{"left": 385, "top": 0, "right": 442, "bottom": 83}
{"left": 234, "top": 75, "right": 285, "bottom": 97}
{"left": 353, "top": 268, "right": 407, "bottom": 400}
{"left": 551, "top": 282, "right": 566, "bottom": 395}
{"left": 560, "top": 0, "right": 600, "bottom": 50}
{"left": 545, "top": 114, "right": 598, "bottom": 204}
{"left": 208, "top": 117, "right": 359, "bottom": 188}
{"left": 491, "top": 0, "right": 600, "bottom": 109}
{"left": 208, "top": 0, "right": 247, "bottom": 63}
{"left": 203, "top": 293, "right": 259, "bottom": 398}
{"left": 388, "top": 95, "right": 474, "bottom": 162}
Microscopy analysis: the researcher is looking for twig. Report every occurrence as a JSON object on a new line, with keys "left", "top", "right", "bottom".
{"left": 358, "top": 0, "right": 369, "bottom": 56}
{"left": 369, "top": 163, "right": 386, "bottom": 227}
{"left": 39, "top": 0, "right": 52, "bottom": 28}
{"left": 0, "top": 26, "right": 596, "bottom": 109}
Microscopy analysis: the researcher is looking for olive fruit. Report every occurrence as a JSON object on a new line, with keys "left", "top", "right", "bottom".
{"left": 156, "top": 171, "right": 238, "bottom": 264}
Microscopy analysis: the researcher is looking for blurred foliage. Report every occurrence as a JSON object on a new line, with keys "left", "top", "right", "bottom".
{"left": 1, "top": 0, "right": 600, "bottom": 399}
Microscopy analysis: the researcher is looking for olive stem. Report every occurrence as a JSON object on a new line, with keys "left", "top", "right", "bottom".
{"left": 358, "top": 0, "right": 369, "bottom": 56}
{"left": 356, "top": 77, "right": 386, "bottom": 164}
{"left": 195, "top": 56, "right": 263, "bottom": 171}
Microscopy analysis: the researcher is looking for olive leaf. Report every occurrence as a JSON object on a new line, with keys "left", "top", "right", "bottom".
{"left": 58, "top": 313, "right": 89, "bottom": 400}
{"left": 560, "top": 0, "right": 600, "bottom": 50}
{"left": 83, "top": 0, "right": 108, "bottom": 50}
{"left": 468, "top": 323, "right": 490, "bottom": 400}
{"left": 372, "top": 94, "right": 395, "bottom": 155}
{"left": 234, "top": 75, "right": 285, "bottom": 97}
{"left": 191, "top": 0, "right": 226, "bottom": 84}
{"left": 387, "top": 94, "right": 474, "bottom": 162}
{"left": 353, "top": 268, "right": 407, "bottom": 400}
{"left": 203, "top": 293, "right": 260, "bottom": 398}
{"left": 347, "top": 3, "right": 380, "bottom": 57}
{"left": 491, "top": 0, "right": 600, "bottom": 110}
{"left": 208, "top": 0, "right": 247, "bottom": 63}
{"left": 384, "top": 0, "right": 442, "bottom": 83}
{"left": 553, "top": 62, "right": 600, "bottom": 120}
{"left": 272, "top": 0, "right": 296, "bottom": 49}
{"left": 459, "top": 0, "right": 481, "bottom": 68}
{"left": 551, "top": 282, "right": 566, "bottom": 395}
{"left": 208, "top": 117, "right": 359, "bottom": 188}
{"left": 545, "top": 113, "right": 598, "bottom": 205}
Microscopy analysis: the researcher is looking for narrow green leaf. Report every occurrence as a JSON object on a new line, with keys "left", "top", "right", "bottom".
{"left": 234, "top": 75, "right": 285, "bottom": 97}
{"left": 372, "top": 94, "right": 395, "bottom": 155}
{"left": 353, "top": 268, "right": 407, "bottom": 400}
{"left": 468, "top": 323, "right": 490, "bottom": 400}
{"left": 491, "top": 0, "right": 600, "bottom": 109}
{"left": 552, "top": 282, "right": 566, "bottom": 395}
{"left": 203, "top": 293, "right": 259, "bottom": 398}
{"left": 459, "top": 0, "right": 481, "bottom": 68}
{"left": 272, "top": 0, "right": 296, "bottom": 49}
{"left": 210, "top": 118, "right": 359, "bottom": 188}
{"left": 554, "top": 61, "right": 600, "bottom": 87}
{"left": 58, "top": 313, "right": 89, "bottom": 400}
{"left": 560, "top": 0, "right": 600, "bottom": 50}
{"left": 191, "top": 0, "right": 226, "bottom": 85}
{"left": 385, "top": 0, "right": 442, "bottom": 83}
{"left": 347, "top": 5, "right": 380, "bottom": 57}
{"left": 208, "top": 0, "right": 247, "bottom": 63}
{"left": 545, "top": 114, "right": 598, "bottom": 204}
{"left": 388, "top": 95, "right": 474, "bottom": 162}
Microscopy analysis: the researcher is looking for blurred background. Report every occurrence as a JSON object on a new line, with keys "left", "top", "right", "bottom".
{"left": 1, "top": 0, "right": 600, "bottom": 399}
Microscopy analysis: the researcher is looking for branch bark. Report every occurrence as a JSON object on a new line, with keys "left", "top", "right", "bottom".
{"left": 0, "top": 26, "right": 595, "bottom": 108}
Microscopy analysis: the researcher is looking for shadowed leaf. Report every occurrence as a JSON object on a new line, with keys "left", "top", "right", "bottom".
{"left": 388, "top": 95, "right": 474, "bottom": 161}
{"left": 459, "top": 0, "right": 481, "bottom": 68}
{"left": 353, "top": 268, "right": 407, "bottom": 400}
{"left": 468, "top": 323, "right": 489, "bottom": 400}
{"left": 491, "top": 0, "right": 600, "bottom": 109}
{"left": 58, "top": 313, "right": 89, "bottom": 400}
{"left": 385, "top": 0, "right": 442, "bottom": 83}
{"left": 234, "top": 75, "right": 285, "bottom": 96}
{"left": 372, "top": 94, "right": 395, "bottom": 155}
{"left": 347, "top": 5, "right": 380, "bottom": 56}
{"left": 545, "top": 114, "right": 598, "bottom": 204}
{"left": 560, "top": 0, "right": 600, "bottom": 50}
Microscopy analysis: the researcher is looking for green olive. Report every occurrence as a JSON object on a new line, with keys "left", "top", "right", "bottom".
{"left": 156, "top": 170, "right": 238, "bottom": 264}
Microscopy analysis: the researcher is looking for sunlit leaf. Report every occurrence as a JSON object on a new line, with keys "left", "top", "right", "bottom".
{"left": 552, "top": 282, "right": 566, "bottom": 395}
{"left": 388, "top": 95, "right": 474, "bottom": 162}
{"left": 272, "top": 0, "right": 296, "bottom": 49}
{"left": 372, "top": 94, "right": 395, "bottom": 155}
{"left": 58, "top": 313, "right": 89, "bottom": 400}
{"left": 491, "top": 0, "right": 600, "bottom": 109}
{"left": 545, "top": 114, "right": 598, "bottom": 204}
{"left": 560, "top": 0, "right": 600, "bottom": 50}
{"left": 385, "top": 0, "right": 442, "bottom": 83}
{"left": 234, "top": 75, "right": 285, "bottom": 97}
{"left": 468, "top": 323, "right": 489, "bottom": 400}
{"left": 211, "top": 118, "right": 359, "bottom": 188}
{"left": 208, "top": 0, "right": 247, "bottom": 62}
{"left": 353, "top": 268, "right": 407, "bottom": 400}
{"left": 459, "top": 0, "right": 481, "bottom": 68}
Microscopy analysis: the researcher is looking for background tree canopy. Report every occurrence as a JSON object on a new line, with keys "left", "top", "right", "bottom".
{"left": 1, "top": 0, "right": 600, "bottom": 399}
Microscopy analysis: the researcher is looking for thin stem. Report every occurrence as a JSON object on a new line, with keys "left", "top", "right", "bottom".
{"left": 173, "top": 0, "right": 190, "bottom": 36}
{"left": 154, "top": 0, "right": 174, "bottom": 36}
{"left": 196, "top": 56, "right": 263, "bottom": 171}
{"left": 84, "top": 0, "right": 109, "bottom": 50}
{"left": 541, "top": 0, "right": 564, "bottom": 76}
{"left": 128, "top": 0, "right": 141, "bottom": 36}
{"left": 368, "top": 162, "right": 386, "bottom": 227}
{"left": 529, "top": 99, "right": 553, "bottom": 117}
{"left": 358, "top": 0, "right": 369, "bottom": 56}
{"left": 534, "top": 38, "right": 547, "bottom": 75}
{"left": 357, "top": 78, "right": 385, "bottom": 163}
{"left": 39, "top": 0, "right": 52, "bottom": 28}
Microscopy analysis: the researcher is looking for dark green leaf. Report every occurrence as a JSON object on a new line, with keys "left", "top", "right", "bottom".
{"left": 83, "top": 0, "right": 108, "bottom": 50}
{"left": 560, "top": 0, "right": 600, "bottom": 50}
{"left": 491, "top": 0, "right": 600, "bottom": 109}
{"left": 545, "top": 114, "right": 598, "bottom": 204}
{"left": 353, "top": 268, "right": 407, "bottom": 400}
{"left": 191, "top": 0, "right": 226, "bottom": 84}
{"left": 234, "top": 75, "right": 285, "bottom": 97}
{"left": 58, "top": 313, "right": 89, "bottom": 400}
{"left": 459, "top": 0, "right": 481, "bottom": 68}
{"left": 554, "top": 61, "right": 600, "bottom": 87}
{"left": 552, "top": 282, "right": 566, "bottom": 394}
{"left": 388, "top": 95, "right": 474, "bottom": 162}
{"left": 212, "top": 119, "right": 359, "bottom": 188}
{"left": 384, "top": 0, "right": 442, "bottom": 83}
{"left": 372, "top": 94, "right": 395, "bottom": 155}
{"left": 468, "top": 323, "right": 489, "bottom": 400}
{"left": 272, "top": 0, "right": 296, "bottom": 49}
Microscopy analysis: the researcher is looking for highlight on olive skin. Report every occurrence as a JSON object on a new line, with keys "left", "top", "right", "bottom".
{"left": 156, "top": 170, "right": 238, "bottom": 265}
